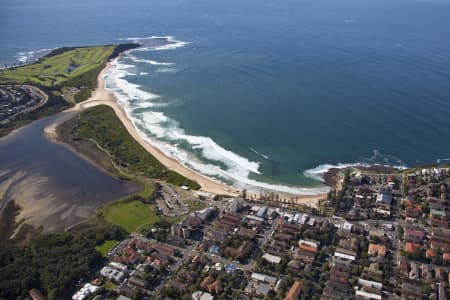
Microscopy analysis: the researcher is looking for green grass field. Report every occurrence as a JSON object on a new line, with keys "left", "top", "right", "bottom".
{"left": 185, "top": 199, "right": 207, "bottom": 212}
{"left": 103, "top": 281, "right": 117, "bottom": 291}
{"left": 95, "top": 239, "right": 119, "bottom": 256}
{"left": 0, "top": 45, "right": 119, "bottom": 137}
{"left": 0, "top": 46, "right": 114, "bottom": 87}
{"left": 102, "top": 200, "right": 162, "bottom": 233}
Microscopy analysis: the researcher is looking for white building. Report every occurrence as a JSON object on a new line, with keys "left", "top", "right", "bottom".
{"left": 72, "top": 283, "right": 99, "bottom": 300}
{"left": 251, "top": 273, "right": 277, "bottom": 286}
{"left": 100, "top": 266, "right": 126, "bottom": 282}
{"left": 262, "top": 253, "right": 282, "bottom": 264}
{"left": 192, "top": 291, "right": 214, "bottom": 300}
{"left": 109, "top": 262, "right": 128, "bottom": 273}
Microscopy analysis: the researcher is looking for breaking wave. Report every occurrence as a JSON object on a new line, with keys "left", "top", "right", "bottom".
{"left": 14, "top": 48, "right": 55, "bottom": 64}
{"left": 129, "top": 54, "right": 174, "bottom": 66}
{"left": 103, "top": 36, "right": 328, "bottom": 195}
{"left": 119, "top": 35, "right": 189, "bottom": 51}
{"left": 249, "top": 147, "right": 270, "bottom": 160}
{"left": 304, "top": 163, "right": 371, "bottom": 182}
{"left": 303, "top": 150, "right": 408, "bottom": 182}
{"left": 155, "top": 67, "right": 178, "bottom": 73}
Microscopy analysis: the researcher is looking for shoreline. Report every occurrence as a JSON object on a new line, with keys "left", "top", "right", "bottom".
{"left": 47, "top": 63, "right": 241, "bottom": 197}
{"left": 46, "top": 61, "right": 328, "bottom": 206}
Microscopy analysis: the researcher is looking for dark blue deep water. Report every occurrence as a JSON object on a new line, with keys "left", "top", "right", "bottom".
{"left": 1, "top": 0, "right": 450, "bottom": 194}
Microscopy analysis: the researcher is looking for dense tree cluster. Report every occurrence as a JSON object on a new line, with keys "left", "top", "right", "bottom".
{"left": 0, "top": 226, "right": 125, "bottom": 299}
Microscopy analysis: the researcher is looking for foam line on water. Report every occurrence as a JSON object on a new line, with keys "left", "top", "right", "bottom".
{"left": 119, "top": 36, "right": 189, "bottom": 51}
{"left": 303, "top": 152, "right": 408, "bottom": 182}
{"left": 105, "top": 37, "right": 329, "bottom": 196}
{"left": 128, "top": 54, "right": 174, "bottom": 66}
{"left": 14, "top": 48, "right": 55, "bottom": 63}
{"left": 303, "top": 163, "right": 371, "bottom": 182}
{"left": 156, "top": 67, "right": 178, "bottom": 73}
{"left": 249, "top": 147, "right": 270, "bottom": 160}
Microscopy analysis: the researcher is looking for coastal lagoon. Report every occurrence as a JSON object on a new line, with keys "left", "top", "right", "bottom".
{"left": 1, "top": 0, "right": 450, "bottom": 194}
{"left": 0, "top": 113, "right": 139, "bottom": 232}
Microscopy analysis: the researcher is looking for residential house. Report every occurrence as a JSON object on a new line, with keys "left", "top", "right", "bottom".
{"left": 285, "top": 281, "right": 303, "bottom": 300}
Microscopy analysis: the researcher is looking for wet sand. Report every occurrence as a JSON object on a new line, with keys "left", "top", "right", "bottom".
{"left": 0, "top": 113, "right": 140, "bottom": 233}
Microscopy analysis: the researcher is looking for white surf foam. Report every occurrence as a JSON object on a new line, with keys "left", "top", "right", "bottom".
{"left": 249, "top": 147, "right": 270, "bottom": 160}
{"left": 134, "top": 124, "right": 328, "bottom": 195}
{"left": 147, "top": 36, "right": 189, "bottom": 51}
{"left": 119, "top": 35, "right": 189, "bottom": 51}
{"left": 105, "top": 59, "right": 159, "bottom": 104}
{"left": 14, "top": 48, "right": 55, "bottom": 64}
{"left": 303, "top": 151, "right": 408, "bottom": 182}
{"left": 156, "top": 67, "right": 178, "bottom": 73}
{"left": 304, "top": 163, "right": 370, "bottom": 182}
{"left": 437, "top": 158, "right": 450, "bottom": 163}
{"left": 129, "top": 54, "right": 174, "bottom": 66}
{"left": 105, "top": 37, "right": 329, "bottom": 196}
{"left": 133, "top": 102, "right": 153, "bottom": 109}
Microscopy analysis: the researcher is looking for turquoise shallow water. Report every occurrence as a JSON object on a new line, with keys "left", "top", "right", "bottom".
{"left": 1, "top": 0, "right": 450, "bottom": 194}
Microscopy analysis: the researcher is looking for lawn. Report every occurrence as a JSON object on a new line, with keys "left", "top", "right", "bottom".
{"left": 0, "top": 46, "right": 115, "bottom": 87}
{"left": 102, "top": 200, "right": 162, "bottom": 233}
{"left": 95, "top": 239, "right": 119, "bottom": 256}
{"left": 103, "top": 280, "right": 117, "bottom": 291}
{"left": 185, "top": 199, "right": 207, "bottom": 212}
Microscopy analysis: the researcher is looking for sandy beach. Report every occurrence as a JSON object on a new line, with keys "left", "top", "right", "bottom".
{"left": 46, "top": 63, "right": 327, "bottom": 206}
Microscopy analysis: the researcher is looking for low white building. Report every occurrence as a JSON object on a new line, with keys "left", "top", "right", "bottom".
{"left": 334, "top": 248, "right": 356, "bottom": 261}
{"left": 342, "top": 222, "right": 353, "bottom": 231}
{"left": 355, "top": 290, "right": 382, "bottom": 300}
{"left": 100, "top": 266, "right": 126, "bottom": 282}
{"left": 358, "top": 278, "right": 382, "bottom": 290}
{"left": 72, "top": 283, "right": 99, "bottom": 300}
{"left": 109, "top": 262, "right": 128, "bottom": 273}
{"left": 251, "top": 273, "right": 277, "bottom": 286}
{"left": 192, "top": 291, "right": 214, "bottom": 300}
{"left": 262, "top": 253, "right": 282, "bottom": 264}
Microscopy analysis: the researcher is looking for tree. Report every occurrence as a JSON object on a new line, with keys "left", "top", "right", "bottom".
{"left": 397, "top": 225, "right": 404, "bottom": 239}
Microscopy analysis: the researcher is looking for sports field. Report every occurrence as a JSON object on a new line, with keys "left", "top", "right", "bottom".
{"left": 102, "top": 200, "right": 162, "bottom": 233}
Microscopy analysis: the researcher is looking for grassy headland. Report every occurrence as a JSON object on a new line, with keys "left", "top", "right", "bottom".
{"left": 0, "top": 43, "right": 139, "bottom": 137}
{"left": 72, "top": 105, "right": 201, "bottom": 190}
{"left": 0, "top": 46, "right": 114, "bottom": 87}
{"left": 0, "top": 46, "right": 116, "bottom": 105}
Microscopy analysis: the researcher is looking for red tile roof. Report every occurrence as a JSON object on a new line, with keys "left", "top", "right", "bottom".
{"left": 443, "top": 253, "right": 450, "bottom": 261}
{"left": 426, "top": 249, "right": 437, "bottom": 258}
{"left": 405, "top": 242, "right": 421, "bottom": 253}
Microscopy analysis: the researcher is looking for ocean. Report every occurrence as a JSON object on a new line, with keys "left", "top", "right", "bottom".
{"left": 1, "top": 0, "right": 450, "bottom": 195}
